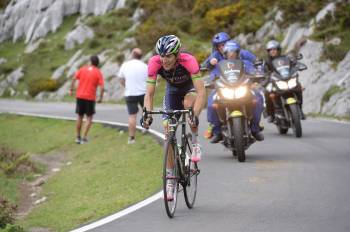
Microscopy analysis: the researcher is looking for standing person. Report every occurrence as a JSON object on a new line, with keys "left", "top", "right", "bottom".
{"left": 70, "top": 55, "right": 104, "bottom": 144}
{"left": 118, "top": 48, "right": 148, "bottom": 144}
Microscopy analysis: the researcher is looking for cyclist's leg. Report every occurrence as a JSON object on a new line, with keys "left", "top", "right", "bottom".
{"left": 184, "top": 90, "right": 202, "bottom": 162}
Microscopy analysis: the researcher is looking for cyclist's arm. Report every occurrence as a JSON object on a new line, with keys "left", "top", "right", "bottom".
{"left": 192, "top": 76, "right": 206, "bottom": 117}
{"left": 144, "top": 78, "right": 156, "bottom": 111}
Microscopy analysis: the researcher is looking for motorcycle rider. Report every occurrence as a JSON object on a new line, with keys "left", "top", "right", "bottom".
{"left": 203, "top": 36, "right": 261, "bottom": 143}
{"left": 264, "top": 40, "right": 306, "bottom": 122}
{"left": 202, "top": 32, "right": 230, "bottom": 140}
{"left": 212, "top": 40, "right": 265, "bottom": 142}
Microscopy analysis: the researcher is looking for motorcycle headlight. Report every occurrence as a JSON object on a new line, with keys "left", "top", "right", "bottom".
{"left": 276, "top": 81, "right": 288, "bottom": 90}
{"left": 235, "top": 86, "right": 248, "bottom": 98}
{"left": 221, "top": 88, "right": 235, "bottom": 99}
{"left": 287, "top": 78, "right": 297, "bottom": 88}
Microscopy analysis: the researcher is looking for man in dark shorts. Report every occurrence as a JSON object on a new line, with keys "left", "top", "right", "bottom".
{"left": 118, "top": 48, "right": 148, "bottom": 144}
{"left": 70, "top": 55, "right": 104, "bottom": 144}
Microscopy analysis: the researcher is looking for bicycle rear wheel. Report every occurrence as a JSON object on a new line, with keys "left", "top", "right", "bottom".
{"left": 183, "top": 134, "right": 198, "bottom": 209}
{"left": 163, "top": 140, "right": 179, "bottom": 218}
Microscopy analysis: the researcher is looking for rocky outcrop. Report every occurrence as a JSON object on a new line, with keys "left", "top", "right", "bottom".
{"left": 0, "top": 67, "right": 24, "bottom": 96}
{"left": 64, "top": 24, "right": 94, "bottom": 50}
{"left": 0, "top": 0, "right": 124, "bottom": 43}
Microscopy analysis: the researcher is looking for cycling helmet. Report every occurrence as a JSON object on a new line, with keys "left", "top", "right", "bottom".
{"left": 223, "top": 40, "right": 240, "bottom": 54}
{"left": 212, "top": 32, "right": 230, "bottom": 46}
{"left": 156, "top": 35, "right": 181, "bottom": 56}
{"left": 266, "top": 40, "right": 281, "bottom": 51}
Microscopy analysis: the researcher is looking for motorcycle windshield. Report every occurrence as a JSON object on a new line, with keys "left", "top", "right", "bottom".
{"left": 272, "top": 56, "right": 291, "bottom": 80}
{"left": 218, "top": 59, "right": 244, "bottom": 85}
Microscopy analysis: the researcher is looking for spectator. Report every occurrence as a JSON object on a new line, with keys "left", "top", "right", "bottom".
{"left": 118, "top": 48, "right": 148, "bottom": 144}
{"left": 70, "top": 55, "right": 104, "bottom": 144}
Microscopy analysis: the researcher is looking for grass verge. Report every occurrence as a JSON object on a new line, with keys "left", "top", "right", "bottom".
{"left": 0, "top": 114, "right": 162, "bottom": 232}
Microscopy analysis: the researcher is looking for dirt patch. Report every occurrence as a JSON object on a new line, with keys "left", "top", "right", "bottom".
{"left": 16, "top": 151, "right": 69, "bottom": 219}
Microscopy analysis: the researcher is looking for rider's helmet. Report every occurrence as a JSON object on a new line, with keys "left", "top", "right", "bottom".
{"left": 212, "top": 32, "right": 230, "bottom": 48}
{"left": 266, "top": 40, "right": 281, "bottom": 52}
{"left": 223, "top": 40, "right": 240, "bottom": 55}
{"left": 156, "top": 35, "right": 181, "bottom": 56}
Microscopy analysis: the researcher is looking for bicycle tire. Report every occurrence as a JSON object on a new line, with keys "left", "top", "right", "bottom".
{"left": 183, "top": 134, "right": 198, "bottom": 209}
{"left": 163, "top": 140, "right": 179, "bottom": 218}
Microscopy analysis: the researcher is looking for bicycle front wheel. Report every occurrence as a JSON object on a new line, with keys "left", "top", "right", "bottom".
{"left": 183, "top": 134, "right": 198, "bottom": 209}
{"left": 163, "top": 140, "right": 179, "bottom": 218}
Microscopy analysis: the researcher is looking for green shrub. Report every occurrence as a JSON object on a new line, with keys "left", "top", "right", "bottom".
{"left": 0, "top": 224, "right": 25, "bottom": 232}
{"left": 313, "top": 2, "right": 350, "bottom": 63}
{"left": 88, "top": 39, "right": 101, "bottom": 49}
{"left": 0, "top": 0, "right": 10, "bottom": 9}
{"left": 0, "top": 197, "right": 16, "bottom": 229}
{"left": 28, "top": 79, "right": 60, "bottom": 97}
{"left": 321, "top": 85, "right": 345, "bottom": 105}
{"left": 277, "top": 0, "right": 329, "bottom": 25}
{"left": 322, "top": 44, "right": 348, "bottom": 63}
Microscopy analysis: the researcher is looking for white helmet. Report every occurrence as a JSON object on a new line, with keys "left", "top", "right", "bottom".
{"left": 266, "top": 40, "right": 281, "bottom": 51}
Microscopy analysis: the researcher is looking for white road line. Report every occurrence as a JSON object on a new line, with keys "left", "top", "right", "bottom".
{"left": 1, "top": 111, "right": 164, "bottom": 231}
{"left": 70, "top": 192, "right": 163, "bottom": 232}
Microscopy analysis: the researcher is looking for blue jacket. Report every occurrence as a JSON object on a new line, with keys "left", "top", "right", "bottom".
{"left": 203, "top": 49, "right": 256, "bottom": 80}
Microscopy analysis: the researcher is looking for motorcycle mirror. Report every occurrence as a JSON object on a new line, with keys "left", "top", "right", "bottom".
{"left": 297, "top": 53, "right": 303, "bottom": 60}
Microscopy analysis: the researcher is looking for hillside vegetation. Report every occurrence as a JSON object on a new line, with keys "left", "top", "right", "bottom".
{"left": 0, "top": 0, "right": 349, "bottom": 99}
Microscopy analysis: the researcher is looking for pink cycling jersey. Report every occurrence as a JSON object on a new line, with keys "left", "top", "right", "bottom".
{"left": 147, "top": 53, "right": 200, "bottom": 87}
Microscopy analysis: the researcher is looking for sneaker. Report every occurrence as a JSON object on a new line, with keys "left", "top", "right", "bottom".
{"left": 210, "top": 134, "right": 223, "bottom": 144}
{"left": 75, "top": 137, "right": 81, "bottom": 144}
{"left": 81, "top": 138, "right": 88, "bottom": 144}
{"left": 203, "top": 125, "right": 213, "bottom": 139}
{"left": 127, "top": 138, "right": 135, "bottom": 145}
{"left": 191, "top": 143, "right": 202, "bottom": 162}
{"left": 166, "top": 180, "right": 175, "bottom": 201}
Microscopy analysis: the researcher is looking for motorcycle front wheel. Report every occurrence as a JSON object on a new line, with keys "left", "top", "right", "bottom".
{"left": 289, "top": 104, "right": 302, "bottom": 138}
{"left": 231, "top": 117, "right": 245, "bottom": 162}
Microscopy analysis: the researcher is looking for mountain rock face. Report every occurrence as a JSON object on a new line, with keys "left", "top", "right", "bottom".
{"left": 235, "top": 2, "right": 349, "bottom": 117}
{"left": 0, "top": 0, "right": 124, "bottom": 43}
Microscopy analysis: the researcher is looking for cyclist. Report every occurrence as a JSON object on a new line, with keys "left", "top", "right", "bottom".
{"left": 141, "top": 35, "right": 206, "bottom": 200}
{"left": 204, "top": 38, "right": 259, "bottom": 143}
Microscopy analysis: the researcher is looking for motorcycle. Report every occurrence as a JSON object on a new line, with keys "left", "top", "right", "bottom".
{"left": 208, "top": 59, "right": 259, "bottom": 162}
{"left": 265, "top": 54, "right": 307, "bottom": 137}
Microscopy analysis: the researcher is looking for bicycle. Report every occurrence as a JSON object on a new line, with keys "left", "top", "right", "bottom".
{"left": 142, "top": 108, "right": 200, "bottom": 218}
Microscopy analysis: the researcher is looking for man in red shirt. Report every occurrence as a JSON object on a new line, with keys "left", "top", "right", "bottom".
{"left": 69, "top": 56, "right": 104, "bottom": 144}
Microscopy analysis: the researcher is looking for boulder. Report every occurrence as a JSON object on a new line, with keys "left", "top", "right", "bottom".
{"left": 115, "top": 0, "right": 126, "bottom": 9}
{"left": 0, "top": 58, "right": 7, "bottom": 65}
{"left": 281, "top": 23, "right": 314, "bottom": 52}
{"left": 326, "top": 37, "right": 341, "bottom": 46}
{"left": 6, "top": 67, "right": 24, "bottom": 86}
{"left": 24, "top": 38, "right": 44, "bottom": 54}
{"left": 64, "top": 24, "right": 94, "bottom": 50}
{"left": 316, "top": 2, "right": 336, "bottom": 23}
{"left": 51, "top": 65, "right": 66, "bottom": 80}
{"left": 255, "top": 20, "right": 280, "bottom": 42}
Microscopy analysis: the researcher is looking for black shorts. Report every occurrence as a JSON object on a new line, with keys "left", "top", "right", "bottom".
{"left": 76, "top": 98, "right": 96, "bottom": 116}
{"left": 125, "top": 95, "right": 145, "bottom": 115}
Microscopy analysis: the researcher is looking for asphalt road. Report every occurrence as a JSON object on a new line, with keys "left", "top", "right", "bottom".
{"left": 1, "top": 100, "right": 350, "bottom": 232}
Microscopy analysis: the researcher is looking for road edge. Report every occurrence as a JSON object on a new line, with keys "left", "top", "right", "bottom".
{"left": 0, "top": 111, "right": 164, "bottom": 232}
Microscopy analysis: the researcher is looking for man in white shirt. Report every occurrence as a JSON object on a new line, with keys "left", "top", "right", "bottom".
{"left": 118, "top": 48, "right": 148, "bottom": 144}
